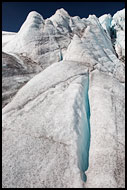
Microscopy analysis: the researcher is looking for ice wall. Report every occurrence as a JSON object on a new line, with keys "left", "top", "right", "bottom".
{"left": 85, "top": 70, "right": 125, "bottom": 188}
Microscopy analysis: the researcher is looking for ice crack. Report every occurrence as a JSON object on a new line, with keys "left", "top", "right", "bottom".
{"left": 74, "top": 74, "right": 91, "bottom": 182}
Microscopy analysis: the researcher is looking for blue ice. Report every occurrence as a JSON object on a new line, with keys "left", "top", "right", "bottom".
{"left": 77, "top": 76, "right": 90, "bottom": 182}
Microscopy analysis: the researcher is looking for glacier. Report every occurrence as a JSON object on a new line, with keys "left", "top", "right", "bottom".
{"left": 2, "top": 8, "right": 125, "bottom": 188}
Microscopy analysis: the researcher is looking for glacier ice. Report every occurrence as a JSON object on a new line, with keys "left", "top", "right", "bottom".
{"left": 75, "top": 76, "right": 90, "bottom": 182}
{"left": 2, "top": 61, "right": 90, "bottom": 188}
{"left": 2, "top": 31, "right": 16, "bottom": 47}
{"left": 99, "top": 14, "right": 112, "bottom": 38}
{"left": 85, "top": 70, "right": 125, "bottom": 188}
{"left": 99, "top": 9, "right": 125, "bottom": 61}
{"left": 2, "top": 52, "right": 42, "bottom": 107}
{"left": 2, "top": 7, "right": 125, "bottom": 188}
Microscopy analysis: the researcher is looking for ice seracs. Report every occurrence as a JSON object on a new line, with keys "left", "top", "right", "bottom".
{"left": 18, "top": 11, "right": 44, "bottom": 33}
{"left": 2, "top": 8, "right": 125, "bottom": 188}
{"left": 99, "top": 9, "right": 125, "bottom": 62}
{"left": 99, "top": 14, "right": 112, "bottom": 38}
{"left": 111, "top": 9, "right": 125, "bottom": 61}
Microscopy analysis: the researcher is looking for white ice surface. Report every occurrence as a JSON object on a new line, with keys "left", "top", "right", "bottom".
{"left": 2, "top": 61, "right": 90, "bottom": 188}
{"left": 85, "top": 70, "right": 125, "bottom": 188}
{"left": 2, "top": 8, "right": 125, "bottom": 188}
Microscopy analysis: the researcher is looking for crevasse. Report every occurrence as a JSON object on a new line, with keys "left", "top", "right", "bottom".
{"left": 76, "top": 75, "right": 91, "bottom": 182}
